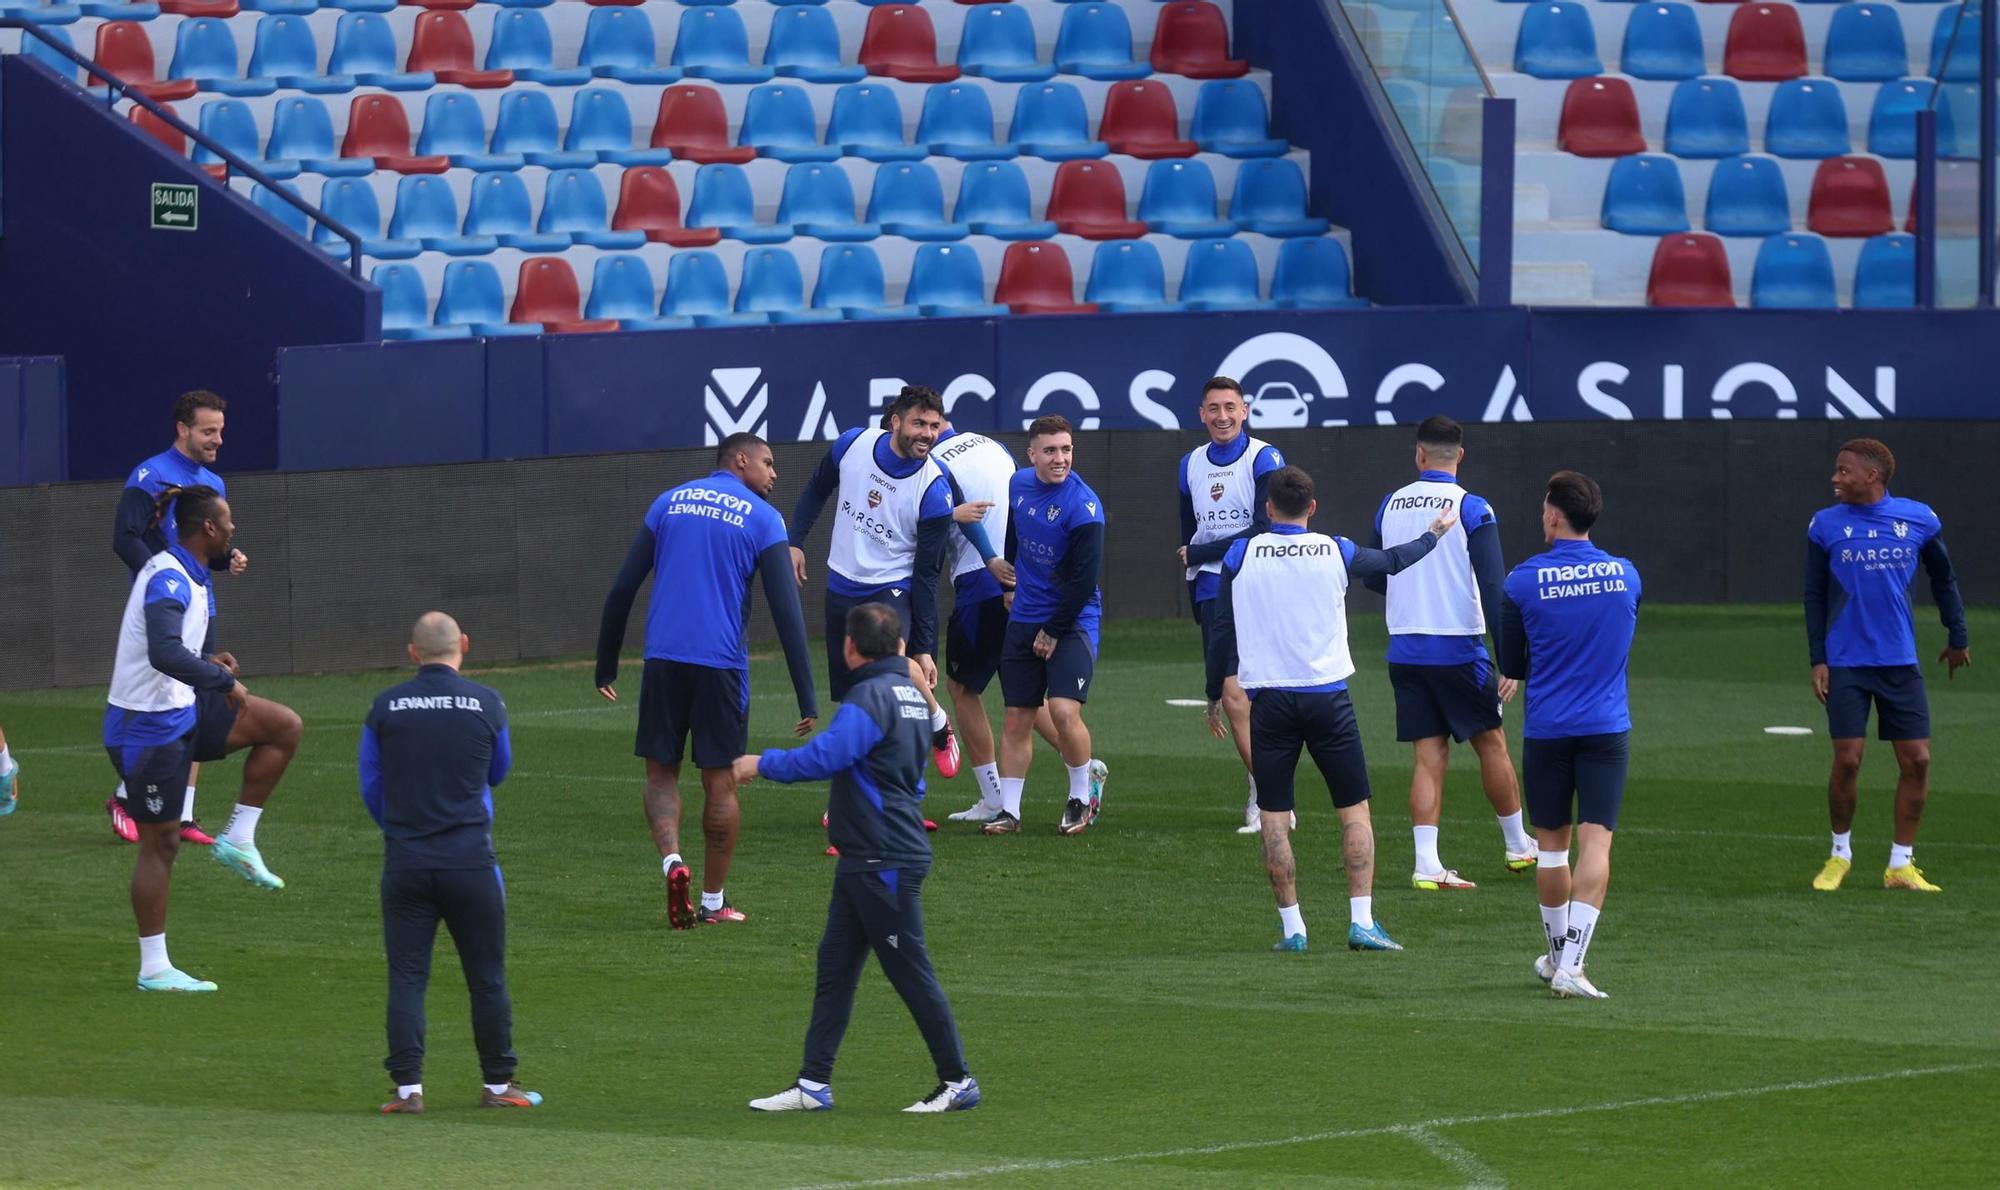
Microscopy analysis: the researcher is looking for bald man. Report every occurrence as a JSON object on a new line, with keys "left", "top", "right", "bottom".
{"left": 362, "top": 613, "right": 539, "bottom": 1115}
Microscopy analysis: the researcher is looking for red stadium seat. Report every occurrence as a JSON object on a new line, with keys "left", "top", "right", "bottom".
{"left": 96, "top": 22, "right": 197, "bottom": 102}
{"left": 650, "top": 85, "right": 758, "bottom": 164}
{"left": 512, "top": 257, "right": 619, "bottom": 334}
{"left": 995, "top": 241, "right": 1096, "bottom": 313}
{"left": 129, "top": 104, "right": 230, "bottom": 180}
{"left": 1808, "top": 156, "right": 1894, "bottom": 237}
{"left": 613, "top": 166, "right": 724, "bottom": 247}
{"left": 1047, "top": 160, "right": 1149, "bottom": 239}
{"left": 1150, "top": 2, "right": 1248, "bottom": 79}
{"left": 342, "top": 94, "right": 450, "bottom": 173}
{"left": 1557, "top": 77, "right": 1645, "bottom": 157}
{"left": 159, "top": 0, "right": 239, "bottom": 16}
{"left": 1647, "top": 232, "right": 1735, "bottom": 306}
{"left": 859, "top": 6, "right": 961, "bottom": 83}
{"left": 1099, "top": 80, "right": 1198, "bottom": 158}
{"left": 1723, "top": 5, "right": 1807, "bottom": 82}
{"left": 407, "top": 11, "right": 514, "bottom": 88}
{"left": 399, "top": 0, "right": 476, "bottom": 10}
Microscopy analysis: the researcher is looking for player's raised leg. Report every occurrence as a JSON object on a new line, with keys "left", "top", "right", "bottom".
{"left": 209, "top": 689, "right": 302, "bottom": 891}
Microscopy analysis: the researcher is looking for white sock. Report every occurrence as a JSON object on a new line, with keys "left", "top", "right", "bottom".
{"left": 138, "top": 933, "right": 171, "bottom": 979}
{"left": 115, "top": 781, "right": 126, "bottom": 800}
{"left": 220, "top": 803, "right": 261, "bottom": 847}
{"left": 1831, "top": 831, "right": 1853, "bottom": 861}
{"left": 484, "top": 1083, "right": 511, "bottom": 1095}
{"left": 0, "top": 745, "right": 12, "bottom": 772}
{"left": 1413, "top": 825, "right": 1442, "bottom": 875}
{"left": 1539, "top": 903, "right": 1569, "bottom": 967}
{"left": 974, "top": 763, "right": 1001, "bottom": 809}
{"left": 1497, "top": 810, "right": 1531, "bottom": 854}
{"left": 398, "top": 1084, "right": 423, "bottom": 1099}
{"left": 701, "top": 890, "right": 724, "bottom": 912}
{"left": 1889, "top": 843, "right": 1914, "bottom": 869}
{"left": 1349, "top": 896, "right": 1373, "bottom": 928}
{"left": 1246, "top": 774, "right": 1258, "bottom": 800}
{"left": 798, "top": 1078, "right": 829, "bottom": 1092}
{"left": 1066, "top": 762, "right": 1091, "bottom": 803}
{"left": 930, "top": 707, "right": 948, "bottom": 733}
{"left": 1562, "top": 902, "right": 1600, "bottom": 973}
{"left": 182, "top": 785, "right": 197, "bottom": 823}
{"left": 662, "top": 853, "right": 683, "bottom": 874}
{"left": 999, "top": 777, "right": 1024, "bottom": 817}
{"left": 1277, "top": 901, "right": 1306, "bottom": 939}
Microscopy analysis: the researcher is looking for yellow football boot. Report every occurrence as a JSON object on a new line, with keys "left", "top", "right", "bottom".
{"left": 1883, "top": 864, "right": 1941, "bottom": 892}
{"left": 1811, "top": 856, "right": 1851, "bottom": 891}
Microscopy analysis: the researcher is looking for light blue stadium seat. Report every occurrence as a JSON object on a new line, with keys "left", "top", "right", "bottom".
{"left": 739, "top": 246, "right": 843, "bottom": 323}
{"left": 487, "top": 9, "right": 590, "bottom": 86}
{"left": 1852, "top": 232, "right": 1915, "bottom": 307}
{"left": 742, "top": 84, "right": 842, "bottom": 162}
{"left": 584, "top": 253, "right": 682, "bottom": 330}
{"left": 813, "top": 244, "right": 918, "bottom": 319}
{"left": 267, "top": 96, "right": 373, "bottom": 175}
{"left": 673, "top": 6, "right": 774, "bottom": 84}
{"left": 328, "top": 13, "right": 434, "bottom": 91}
{"left": 954, "top": 161, "right": 1059, "bottom": 239}
{"left": 321, "top": 0, "right": 395, "bottom": 12}
{"left": 1271, "top": 237, "right": 1366, "bottom": 308}
{"left": 1229, "top": 158, "right": 1329, "bottom": 236}
{"left": 1825, "top": 5, "right": 1910, "bottom": 81}
{"left": 765, "top": 4, "right": 865, "bottom": 83}
{"left": 777, "top": 163, "right": 881, "bottom": 241}
{"left": 1085, "top": 240, "right": 1180, "bottom": 312}
{"left": 567, "top": 87, "right": 673, "bottom": 165}
{"left": 662, "top": 250, "right": 757, "bottom": 326}
{"left": 827, "top": 82, "right": 925, "bottom": 161}
{"left": 688, "top": 162, "right": 794, "bottom": 243}
{"left": 248, "top": 16, "right": 353, "bottom": 94}
{"left": 1138, "top": 159, "right": 1237, "bottom": 237}
{"left": 75, "top": 0, "right": 149, "bottom": 19}
{"left": 314, "top": 176, "right": 420, "bottom": 259}
{"left": 907, "top": 243, "right": 1009, "bottom": 315}
{"left": 1929, "top": 6, "right": 1979, "bottom": 82}
{"left": 1177, "top": 237, "right": 1264, "bottom": 309}
{"left": 1054, "top": 3, "right": 1152, "bottom": 80}
{"left": 1751, "top": 232, "right": 1838, "bottom": 307}
{"left": 1601, "top": 153, "right": 1691, "bottom": 234}
{"left": 1515, "top": 3, "right": 1602, "bottom": 79}
{"left": 1703, "top": 154, "right": 1792, "bottom": 236}
{"left": 170, "top": 17, "right": 278, "bottom": 96}
{"left": 418, "top": 93, "right": 525, "bottom": 171}
{"left": 1764, "top": 78, "right": 1850, "bottom": 158}
{"left": 437, "top": 259, "right": 540, "bottom": 336}
{"left": 867, "top": 162, "right": 969, "bottom": 240}
{"left": 493, "top": 91, "right": 596, "bottom": 169}
{"left": 959, "top": 3, "right": 1056, "bottom": 82}
{"left": 20, "top": 26, "right": 82, "bottom": 85}
{"left": 1664, "top": 77, "right": 1751, "bottom": 157}
{"left": 374, "top": 264, "right": 470, "bottom": 341}
{"left": 1010, "top": 81, "right": 1109, "bottom": 160}
{"left": 1620, "top": 3, "right": 1704, "bottom": 81}
{"left": 388, "top": 174, "right": 495, "bottom": 255}
{"left": 1189, "top": 80, "right": 1287, "bottom": 157}
{"left": 918, "top": 83, "right": 1019, "bottom": 159}
{"left": 250, "top": 182, "right": 310, "bottom": 236}
{"left": 463, "top": 171, "right": 572, "bottom": 251}
{"left": 539, "top": 169, "right": 647, "bottom": 249}
{"left": 1868, "top": 77, "right": 1954, "bottom": 157}
{"left": 580, "top": 8, "right": 680, "bottom": 84}
{"left": 194, "top": 99, "right": 300, "bottom": 180}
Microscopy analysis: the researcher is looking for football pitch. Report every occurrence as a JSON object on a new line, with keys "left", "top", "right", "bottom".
{"left": 2, "top": 607, "right": 1995, "bottom": 1188}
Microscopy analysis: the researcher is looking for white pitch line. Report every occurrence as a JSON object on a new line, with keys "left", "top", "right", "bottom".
{"left": 1401, "top": 1125, "right": 1506, "bottom": 1190}
{"left": 777, "top": 1063, "right": 1992, "bottom": 1190}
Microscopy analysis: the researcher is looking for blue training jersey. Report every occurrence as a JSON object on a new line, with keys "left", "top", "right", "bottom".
{"left": 1009, "top": 468, "right": 1104, "bottom": 634}
{"left": 642, "top": 470, "right": 790, "bottom": 670}
{"left": 128, "top": 449, "right": 227, "bottom": 543}
{"left": 1501, "top": 539, "right": 1642, "bottom": 739}
{"left": 1806, "top": 496, "right": 1958, "bottom": 669}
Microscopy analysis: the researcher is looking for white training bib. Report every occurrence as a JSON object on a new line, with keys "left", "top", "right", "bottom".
{"left": 108, "top": 551, "right": 210, "bottom": 714}
{"left": 1183, "top": 436, "right": 1272, "bottom": 581}
{"left": 1230, "top": 531, "right": 1356, "bottom": 690}
{"left": 930, "top": 431, "right": 1015, "bottom": 582}
{"left": 827, "top": 427, "right": 946, "bottom": 588}
{"left": 1381, "top": 478, "right": 1483, "bottom": 638}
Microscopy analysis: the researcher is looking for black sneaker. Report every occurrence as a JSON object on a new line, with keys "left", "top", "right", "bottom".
{"left": 1058, "top": 798, "right": 1090, "bottom": 836}
{"left": 979, "top": 811, "right": 1021, "bottom": 835}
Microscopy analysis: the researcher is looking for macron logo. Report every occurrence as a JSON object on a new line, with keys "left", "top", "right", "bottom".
{"left": 138, "top": 468, "right": 151, "bottom": 482}
{"left": 1076, "top": 678, "right": 1086, "bottom": 690}
{"left": 885, "top": 934, "right": 899, "bottom": 949}
{"left": 1535, "top": 561, "right": 1625, "bottom": 584}
{"left": 165, "top": 579, "right": 180, "bottom": 594}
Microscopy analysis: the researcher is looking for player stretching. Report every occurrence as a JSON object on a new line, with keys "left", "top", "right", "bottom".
{"left": 1367, "top": 416, "right": 1532, "bottom": 889}
{"left": 1805, "top": 438, "right": 1969, "bottom": 893}
{"left": 106, "top": 485, "right": 302, "bottom": 992}
{"left": 596, "top": 434, "right": 819, "bottom": 929}
{"left": 1178, "top": 377, "right": 1286, "bottom": 833}
{"left": 985, "top": 416, "right": 1109, "bottom": 837}
{"left": 1499, "top": 472, "right": 1640, "bottom": 1001}
{"left": 1208, "top": 466, "right": 1453, "bottom": 952}
{"left": 107, "top": 390, "right": 248, "bottom": 846}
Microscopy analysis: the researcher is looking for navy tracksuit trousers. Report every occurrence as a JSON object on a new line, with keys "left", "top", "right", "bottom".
{"left": 801, "top": 865, "right": 967, "bottom": 1085}
{"left": 382, "top": 866, "right": 516, "bottom": 1085}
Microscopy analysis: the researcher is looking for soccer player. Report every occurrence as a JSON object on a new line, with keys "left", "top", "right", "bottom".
{"left": 365, "top": 613, "right": 540, "bottom": 1115}
{"left": 1207, "top": 465, "right": 1455, "bottom": 953}
{"left": 596, "top": 433, "right": 819, "bottom": 929}
{"left": 1367, "top": 416, "right": 1533, "bottom": 889}
{"left": 1804, "top": 438, "right": 1969, "bottom": 893}
{"left": 1498, "top": 471, "right": 1641, "bottom": 1001}
{"left": 0, "top": 723, "right": 18, "bottom": 818}
{"left": 108, "top": 390, "right": 247, "bottom": 847}
{"left": 985, "top": 415, "right": 1110, "bottom": 837}
{"left": 106, "top": 485, "right": 302, "bottom": 992}
{"left": 1178, "top": 377, "right": 1286, "bottom": 833}
{"left": 738, "top": 603, "right": 980, "bottom": 1115}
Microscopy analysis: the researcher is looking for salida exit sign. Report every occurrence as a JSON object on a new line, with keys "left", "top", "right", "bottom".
{"left": 151, "top": 183, "right": 198, "bottom": 232}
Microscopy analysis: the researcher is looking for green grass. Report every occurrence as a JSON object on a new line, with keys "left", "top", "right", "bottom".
{"left": 2, "top": 607, "right": 1996, "bottom": 1188}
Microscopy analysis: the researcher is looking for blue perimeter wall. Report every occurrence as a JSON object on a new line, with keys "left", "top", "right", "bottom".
{"left": 0, "top": 354, "right": 63, "bottom": 485}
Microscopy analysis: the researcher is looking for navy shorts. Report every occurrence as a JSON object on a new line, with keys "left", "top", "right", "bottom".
{"left": 1826, "top": 665, "right": 1930, "bottom": 741}
{"left": 1523, "top": 732, "right": 1629, "bottom": 831}
{"left": 1249, "top": 688, "right": 1371, "bottom": 812}
{"left": 827, "top": 585, "right": 913, "bottom": 702}
{"left": 999, "top": 619, "right": 1098, "bottom": 708}
{"left": 1389, "top": 660, "right": 1504, "bottom": 743}
{"left": 636, "top": 659, "right": 748, "bottom": 770}
{"left": 1193, "top": 599, "right": 1238, "bottom": 686}
{"left": 107, "top": 689, "right": 239, "bottom": 824}
{"left": 945, "top": 595, "right": 1008, "bottom": 695}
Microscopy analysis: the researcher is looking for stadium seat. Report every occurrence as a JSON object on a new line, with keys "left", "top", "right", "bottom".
{"left": 398, "top": 0, "right": 473, "bottom": 13}
{"left": 1750, "top": 232, "right": 1837, "bottom": 306}
{"left": 1602, "top": 153, "right": 1691, "bottom": 234}
{"left": 387, "top": 173, "right": 494, "bottom": 255}
{"left": 127, "top": 102, "right": 192, "bottom": 158}
{"left": 408, "top": 11, "right": 513, "bottom": 87}
{"left": 860, "top": 5, "right": 961, "bottom": 82}
{"left": 435, "top": 259, "right": 539, "bottom": 336}
{"left": 1230, "top": 157, "right": 1330, "bottom": 236}
{"left": 1765, "top": 78, "right": 1851, "bottom": 158}
{"left": 19, "top": 26, "right": 81, "bottom": 86}
{"left": 96, "top": 21, "right": 198, "bottom": 100}
{"left": 1620, "top": 3, "right": 1705, "bottom": 81}
{"left": 1054, "top": 3, "right": 1151, "bottom": 80}
{"left": 907, "top": 243, "right": 1008, "bottom": 315}
{"left": 416, "top": 93, "right": 523, "bottom": 170}
{"left": 1100, "top": 80, "right": 1198, "bottom": 157}
{"left": 328, "top": 13, "right": 435, "bottom": 90}
{"left": 1177, "top": 237, "right": 1264, "bottom": 309}
{"left": 512, "top": 256, "right": 619, "bottom": 333}
{"left": 1046, "top": 159, "right": 1147, "bottom": 238}
{"left": 778, "top": 163, "right": 882, "bottom": 241}
{"left": 188, "top": 100, "right": 284, "bottom": 178}
{"left": 1138, "top": 159, "right": 1237, "bottom": 237}
{"left": 1807, "top": 155, "right": 1894, "bottom": 235}
{"left": 673, "top": 6, "right": 775, "bottom": 83}
{"left": 321, "top": 0, "right": 395, "bottom": 10}
{"left": 266, "top": 96, "right": 371, "bottom": 174}
{"left": 1152, "top": 1, "right": 1248, "bottom": 78}
{"left": 565, "top": 88, "right": 671, "bottom": 166}
{"left": 463, "top": 171, "right": 572, "bottom": 251}
{"left": 1516, "top": 3, "right": 1602, "bottom": 79}
{"left": 1646, "top": 231, "right": 1734, "bottom": 305}
{"left": 492, "top": 90, "right": 595, "bottom": 168}
{"left": 1724, "top": 5, "right": 1808, "bottom": 81}
{"left": 739, "top": 246, "right": 843, "bottom": 323}
{"left": 662, "top": 250, "right": 761, "bottom": 326}
{"left": 827, "top": 83, "right": 924, "bottom": 161}
{"left": 959, "top": 3, "right": 1056, "bottom": 81}
{"left": 1824, "top": 5, "right": 1909, "bottom": 82}
{"left": 918, "top": 83, "right": 1018, "bottom": 158}
{"left": 652, "top": 85, "right": 757, "bottom": 163}
{"left": 79, "top": 0, "right": 156, "bottom": 19}
{"left": 611, "top": 166, "right": 723, "bottom": 246}
{"left": 488, "top": 9, "right": 591, "bottom": 86}
{"left": 956, "top": 160, "right": 1060, "bottom": 238}
{"left": 868, "top": 162, "right": 969, "bottom": 239}
{"left": 248, "top": 16, "right": 353, "bottom": 94}
{"left": 585, "top": 253, "right": 684, "bottom": 330}
{"left": 1189, "top": 80, "right": 1288, "bottom": 157}
{"left": 375, "top": 264, "right": 469, "bottom": 340}
{"left": 687, "top": 162, "right": 794, "bottom": 242}
{"left": 1558, "top": 77, "right": 1646, "bottom": 156}
{"left": 1929, "top": 6, "right": 1979, "bottom": 82}
{"left": 344, "top": 94, "right": 449, "bottom": 172}
{"left": 1704, "top": 154, "right": 1792, "bottom": 235}
{"left": 168, "top": 17, "right": 275, "bottom": 95}
{"left": 539, "top": 168, "right": 647, "bottom": 248}
{"left": 250, "top": 182, "right": 310, "bottom": 236}
{"left": 742, "top": 84, "right": 843, "bottom": 162}
{"left": 766, "top": 4, "right": 865, "bottom": 83}
{"left": 1664, "top": 77, "right": 1750, "bottom": 157}
{"left": 1271, "top": 236, "right": 1365, "bottom": 307}
{"left": 1085, "top": 239, "right": 1178, "bottom": 312}
{"left": 314, "top": 176, "right": 421, "bottom": 258}
{"left": 1869, "top": 78, "right": 1953, "bottom": 158}
{"left": 580, "top": 9, "right": 680, "bottom": 83}
{"left": 1852, "top": 232, "right": 1915, "bottom": 307}
{"left": 995, "top": 240, "right": 1094, "bottom": 313}
{"left": 813, "top": 244, "right": 917, "bottom": 319}
{"left": 1004, "top": 84, "right": 1105, "bottom": 162}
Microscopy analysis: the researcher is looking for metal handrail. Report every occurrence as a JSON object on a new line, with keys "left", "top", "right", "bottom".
{"left": 1, "top": 17, "right": 367, "bottom": 278}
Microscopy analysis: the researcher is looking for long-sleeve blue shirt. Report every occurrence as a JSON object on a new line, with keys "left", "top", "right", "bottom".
{"left": 1804, "top": 495, "right": 1967, "bottom": 668}
{"left": 1005, "top": 468, "right": 1104, "bottom": 639}
{"left": 361, "top": 664, "right": 512, "bottom": 871}
{"left": 1499, "top": 539, "right": 1642, "bottom": 739}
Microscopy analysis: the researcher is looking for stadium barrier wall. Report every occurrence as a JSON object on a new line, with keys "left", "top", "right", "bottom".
{"left": 6, "top": 421, "right": 1993, "bottom": 692}
{"left": 0, "top": 354, "right": 63, "bottom": 485}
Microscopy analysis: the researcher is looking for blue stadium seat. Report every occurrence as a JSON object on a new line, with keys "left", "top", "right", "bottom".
{"left": 1764, "top": 78, "right": 1850, "bottom": 158}
{"left": 687, "top": 162, "right": 794, "bottom": 243}
{"left": 742, "top": 84, "right": 842, "bottom": 162}
{"left": 463, "top": 171, "right": 572, "bottom": 251}
{"left": 19, "top": 25, "right": 81, "bottom": 86}
{"left": 1704, "top": 154, "right": 1792, "bottom": 236}
{"left": 954, "top": 161, "right": 1059, "bottom": 239}
{"left": 1138, "top": 159, "right": 1237, "bottom": 237}
{"left": 193, "top": 99, "right": 300, "bottom": 179}
{"left": 436, "top": 259, "right": 540, "bottom": 336}
{"left": 1601, "top": 153, "right": 1691, "bottom": 234}
{"left": 328, "top": 13, "right": 434, "bottom": 91}
{"left": 1229, "top": 158, "right": 1329, "bottom": 236}
{"left": 567, "top": 87, "right": 672, "bottom": 165}
{"left": 1620, "top": 3, "right": 1705, "bottom": 81}
{"left": 959, "top": 3, "right": 1056, "bottom": 82}
{"left": 314, "top": 176, "right": 420, "bottom": 259}
{"left": 388, "top": 174, "right": 495, "bottom": 255}
{"left": 1054, "top": 3, "right": 1152, "bottom": 80}
{"left": 827, "top": 82, "right": 924, "bottom": 161}
{"left": 1270, "top": 237, "right": 1366, "bottom": 308}
{"left": 1010, "top": 81, "right": 1109, "bottom": 160}
{"left": 1085, "top": 240, "right": 1179, "bottom": 312}
{"left": 867, "top": 162, "right": 969, "bottom": 240}
{"left": 1189, "top": 80, "right": 1287, "bottom": 157}
{"left": 1824, "top": 5, "right": 1910, "bottom": 82}
{"left": 1664, "top": 77, "right": 1751, "bottom": 158}
{"left": 76, "top": 0, "right": 150, "bottom": 19}
{"left": 662, "top": 250, "right": 758, "bottom": 326}
{"left": 171, "top": 17, "right": 278, "bottom": 96}
{"left": 917, "top": 83, "right": 1018, "bottom": 159}
{"left": 907, "top": 243, "right": 1008, "bottom": 315}
{"left": 244, "top": 0, "right": 317, "bottom": 13}
{"left": 320, "top": 0, "right": 395, "bottom": 11}
{"left": 417, "top": 93, "right": 525, "bottom": 171}
{"left": 266, "top": 96, "right": 373, "bottom": 175}
{"left": 765, "top": 4, "right": 865, "bottom": 83}
{"left": 813, "top": 244, "right": 918, "bottom": 319}
{"left": 539, "top": 169, "right": 647, "bottom": 248}
{"left": 248, "top": 16, "right": 353, "bottom": 95}
{"left": 375, "top": 264, "right": 469, "bottom": 341}
{"left": 1869, "top": 78, "right": 1954, "bottom": 157}
{"left": 250, "top": 182, "right": 310, "bottom": 237}
{"left": 492, "top": 91, "right": 596, "bottom": 169}
{"left": 673, "top": 6, "right": 774, "bottom": 84}
{"left": 1929, "top": 6, "right": 1979, "bottom": 82}
{"left": 1177, "top": 237, "right": 1264, "bottom": 310}
{"left": 778, "top": 163, "right": 881, "bottom": 241}
{"left": 580, "top": 8, "right": 680, "bottom": 85}
{"left": 1751, "top": 232, "right": 1837, "bottom": 307}
{"left": 1852, "top": 232, "right": 1915, "bottom": 307}
{"left": 487, "top": 9, "right": 591, "bottom": 86}
{"left": 739, "top": 246, "right": 843, "bottom": 323}
{"left": 585, "top": 253, "right": 683, "bottom": 330}
{"left": 1515, "top": 3, "right": 1602, "bottom": 79}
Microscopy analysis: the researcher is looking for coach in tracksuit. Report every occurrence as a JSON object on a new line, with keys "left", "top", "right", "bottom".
{"left": 737, "top": 602, "right": 981, "bottom": 1115}
{"left": 361, "top": 612, "right": 539, "bottom": 1115}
